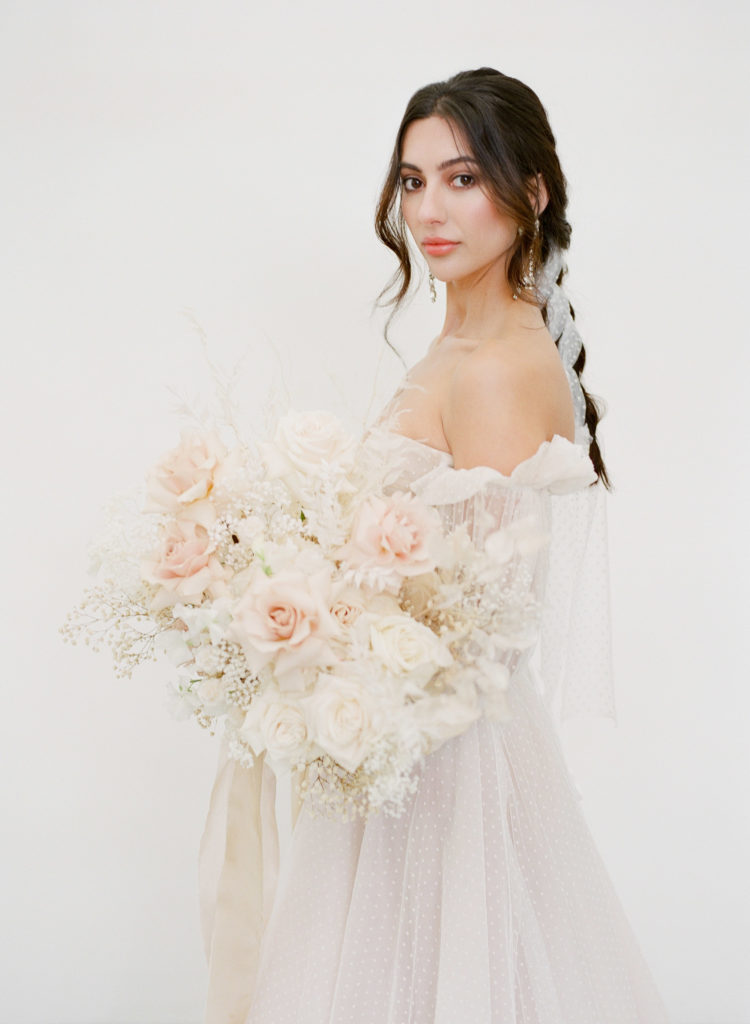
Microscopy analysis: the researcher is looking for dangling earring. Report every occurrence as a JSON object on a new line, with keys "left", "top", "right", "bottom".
{"left": 512, "top": 218, "right": 540, "bottom": 301}
{"left": 523, "top": 217, "right": 540, "bottom": 288}
{"left": 428, "top": 271, "right": 437, "bottom": 303}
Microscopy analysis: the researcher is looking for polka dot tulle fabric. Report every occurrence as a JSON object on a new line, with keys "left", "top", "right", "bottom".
{"left": 242, "top": 435, "right": 671, "bottom": 1023}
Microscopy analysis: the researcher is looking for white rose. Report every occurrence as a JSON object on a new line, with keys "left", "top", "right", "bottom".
{"left": 260, "top": 411, "right": 357, "bottom": 505}
{"left": 304, "top": 673, "right": 381, "bottom": 772}
{"left": 241, "top": 693, "right": 310, "bottom": 763}
{"left": 369, "top": 614, "right": 452, "bottom": 690}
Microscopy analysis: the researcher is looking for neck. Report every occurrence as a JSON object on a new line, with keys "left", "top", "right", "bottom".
{"left": 437, "top": 263, "right": 544, "bottom": 343}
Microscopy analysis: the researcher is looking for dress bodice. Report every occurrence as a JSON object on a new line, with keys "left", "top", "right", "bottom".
{"left": 360, "top": 425, "right": 615, "bottom": 728}
{"left": 364, "top": 425, "right": 597, "bottom": 499}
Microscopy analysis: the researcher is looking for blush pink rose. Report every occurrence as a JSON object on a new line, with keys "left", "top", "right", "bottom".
{"left": 229, "top": 568, "right": 339, "bottom": 681}
{"left": 336, "top": 491, "right": 442, "bottom": 588}
{"left": 142, "top": 520, "right": 230, "bottom": 612}
{"left": 145, "top": 431, "right": 228, "bottom": 524}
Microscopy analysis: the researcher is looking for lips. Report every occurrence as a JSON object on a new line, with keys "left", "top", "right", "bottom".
{"left": 423, "top": 237, "right": 459, "bottom": 255}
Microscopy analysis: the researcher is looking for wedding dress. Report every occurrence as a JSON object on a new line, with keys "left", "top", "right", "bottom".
{"left": 200, "top": 423, "right": 672, "bottom": 1024}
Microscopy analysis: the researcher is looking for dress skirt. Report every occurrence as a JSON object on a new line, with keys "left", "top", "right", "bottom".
{"left": 245, "top": 668, "right": 671, "bottom": 1023}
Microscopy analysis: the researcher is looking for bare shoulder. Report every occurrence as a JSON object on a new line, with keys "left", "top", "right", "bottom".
{"left": 443, "top": 337, "right": 574, "bottom": 473}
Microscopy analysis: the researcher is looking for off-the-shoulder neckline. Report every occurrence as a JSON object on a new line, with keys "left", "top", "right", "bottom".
{"left": 381, "top": 428, "right": 582, "bottom": 471}
{"left": 388, "top": 432, "right": 453, "bottom": 462}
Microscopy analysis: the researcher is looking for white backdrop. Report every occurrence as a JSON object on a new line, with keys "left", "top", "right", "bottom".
{"left": 1, "top": 2, "right": 748, "bottom": 1023}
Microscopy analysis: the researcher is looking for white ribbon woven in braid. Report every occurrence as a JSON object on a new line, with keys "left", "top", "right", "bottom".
{"left": 536, "top": 247, "right": 590, "bottom": 444}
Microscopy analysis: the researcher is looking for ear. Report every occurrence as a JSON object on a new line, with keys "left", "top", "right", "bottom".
{"left": 527, "top": 173, "right": 549, "bottom": 217}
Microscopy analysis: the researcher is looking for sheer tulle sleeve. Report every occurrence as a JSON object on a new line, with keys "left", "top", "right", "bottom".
{"left": 539, "top": 483, "right": 616, "bottom": 724}
{"left": 408, "top": 435, "right": 616, "bottom": 729}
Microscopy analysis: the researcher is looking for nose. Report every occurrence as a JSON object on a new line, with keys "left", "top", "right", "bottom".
{"left": 416, "top": 182, "right": 446, "bottom": 225}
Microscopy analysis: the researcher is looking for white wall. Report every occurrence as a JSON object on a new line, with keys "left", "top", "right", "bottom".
{"left": 1, "top": 1, "right": 748, "bottom": 1022}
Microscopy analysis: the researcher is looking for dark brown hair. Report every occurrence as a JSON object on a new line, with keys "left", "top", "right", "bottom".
{"left": 375, "top": 67, "right": 610, "bottom": 489}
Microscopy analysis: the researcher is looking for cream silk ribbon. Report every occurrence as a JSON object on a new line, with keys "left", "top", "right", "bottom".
{"left": 199, "top": 743, "right": 305, "bottom": 1024}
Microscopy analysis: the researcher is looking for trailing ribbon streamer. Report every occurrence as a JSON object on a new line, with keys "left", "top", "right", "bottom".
{"left": 199, "top": 744, "right": 280, "bottom": 1024}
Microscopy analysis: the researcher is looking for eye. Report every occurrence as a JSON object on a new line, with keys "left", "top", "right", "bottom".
{"left": 400, "top": 176, "right": 422, "bottom": 193}
{"left": 451, "top": 173, "right": 476, "bottom": 188}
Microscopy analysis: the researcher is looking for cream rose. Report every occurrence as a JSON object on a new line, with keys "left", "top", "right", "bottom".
{"left": 142, "top": 520, "right": 230, "bottom": 612}
{"left": 330, "top": 599, "right": 363, "bottom": 626}
{"left": 328, "top": 583, "right": 366, "bottom": 627}
{"left": 304, "top": 673, "right": 380, "bottom": 772}
{"left": 240, "top": 694, "right": 309, "bottom": 763}
{"left": 370, "top": 614, "right": 452, "bottom": 689}
{"left": 336, "top": 491, "right": 442, "bottom": 590}
{"left": 228, "top": 568, "right": 338, "bottom": 680}
{"left": 145, "top": 431, "right": 228, "bottom": 523}
{"left": 262, "top": 410, "right": 357, "bottom": 478}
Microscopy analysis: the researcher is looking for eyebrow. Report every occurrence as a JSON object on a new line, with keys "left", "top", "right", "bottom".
{"left": 398, "top": 156, "right": 478, "bottom": 173}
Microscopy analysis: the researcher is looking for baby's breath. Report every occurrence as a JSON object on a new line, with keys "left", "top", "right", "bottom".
{"left": 60, "top": 584, "right": 170, "bottom": 677}
{"left": 65, "top": 407, "right": 549, "bottom": 824}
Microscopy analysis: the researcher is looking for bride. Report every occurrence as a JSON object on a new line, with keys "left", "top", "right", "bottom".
{"left": 202, "top": 67, "right": 671, "bottom": 1023}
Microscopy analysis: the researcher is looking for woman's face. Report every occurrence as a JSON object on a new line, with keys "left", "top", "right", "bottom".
{"left": 399, "top": 115, "right": 518, "bottom": 289}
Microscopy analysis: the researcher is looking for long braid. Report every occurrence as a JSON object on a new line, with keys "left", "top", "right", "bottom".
{"left": 569, "top": 316, "right": 611, "bottom": 491}
{"left": 537, "top": 251, "right": 611, "bottom": 490}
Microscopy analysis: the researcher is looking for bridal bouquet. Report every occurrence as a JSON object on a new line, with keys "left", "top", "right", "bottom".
{"left": 63, "top": 410, "right": 548, "bottom": 819}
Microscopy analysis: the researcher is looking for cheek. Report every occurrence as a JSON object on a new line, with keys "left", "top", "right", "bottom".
{"left": 471, "top": 203, "right": 515, "bottom": 251}
{"left": 401, "top": 199, "right": 418, "bottom": 237}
